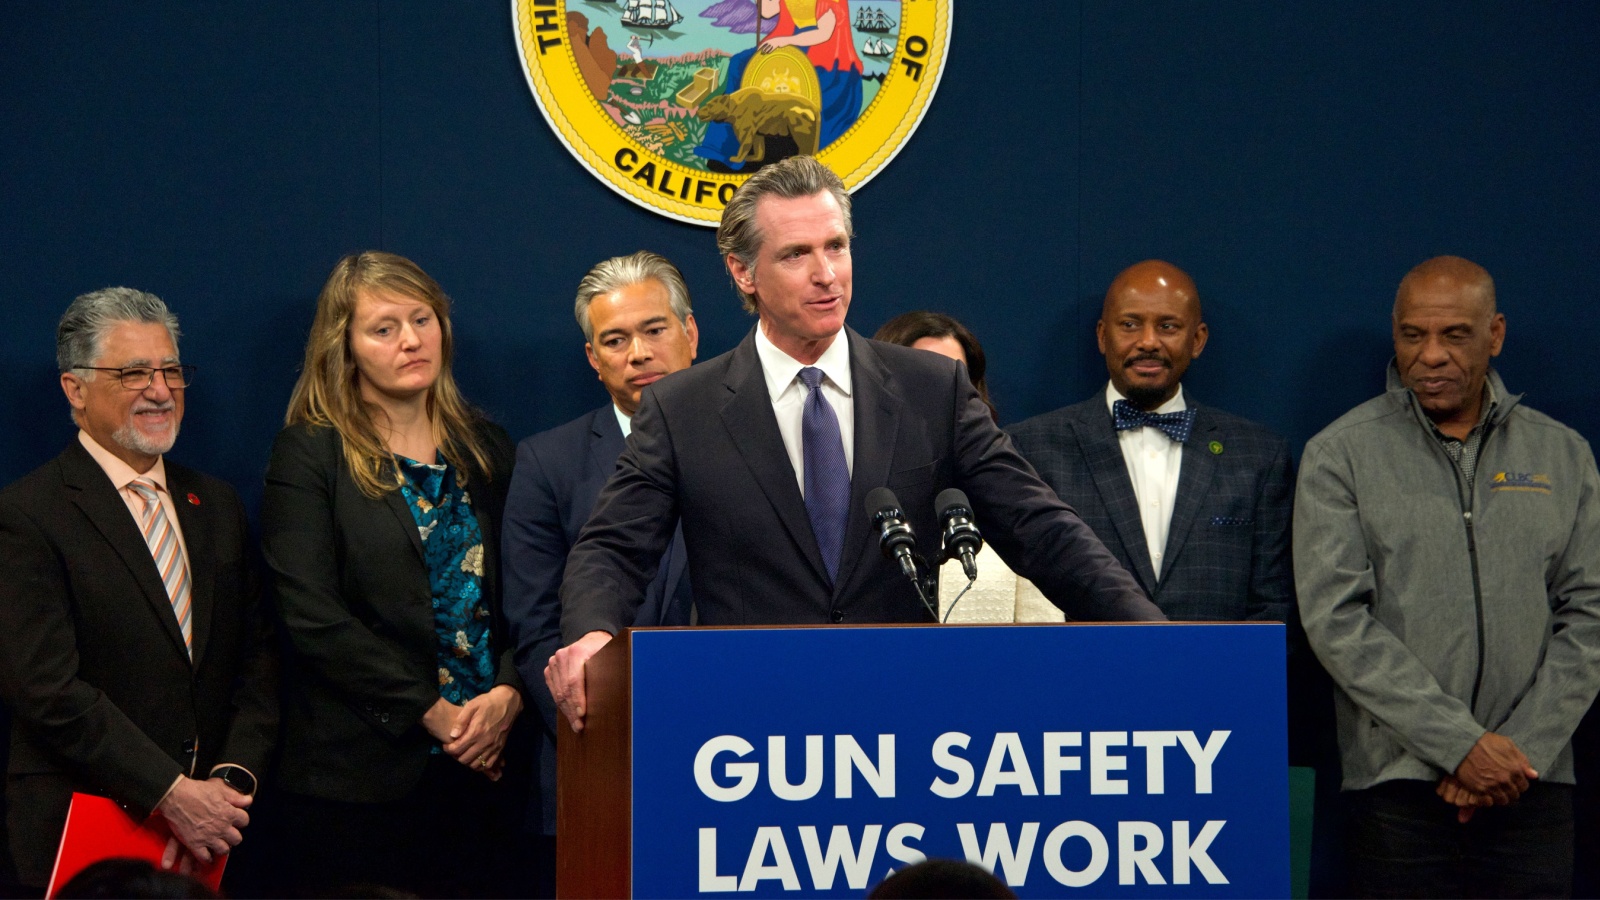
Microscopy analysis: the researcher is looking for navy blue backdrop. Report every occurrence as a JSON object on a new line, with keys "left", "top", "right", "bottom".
{"left": 5, "top": 3, "right": 1596, "bottom": 506}
{"left": 3, "top": 4, "right": 1599, "bottom": 896}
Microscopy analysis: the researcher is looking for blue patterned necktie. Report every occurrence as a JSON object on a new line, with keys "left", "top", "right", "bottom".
{"left": 1112, "top": 399, "right": 1197, "bottom": 444}
{"left": 799, "top": 367, "right": 850, "bottom": 583}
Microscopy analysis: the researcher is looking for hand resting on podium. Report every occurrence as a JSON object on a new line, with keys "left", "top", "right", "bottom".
{"left": 546, "top": 630, "right": 614, "bottom": 732}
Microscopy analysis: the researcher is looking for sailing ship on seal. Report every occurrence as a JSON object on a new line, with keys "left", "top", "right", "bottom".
{"left": 621, "top": 0, "right": 684, "bottom": 29}
{"left": 854, "top": 6, "right": 895, "bottom": 34}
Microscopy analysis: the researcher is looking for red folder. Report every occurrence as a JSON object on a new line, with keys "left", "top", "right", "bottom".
{"left": 45, "top": 792, "right": 226, "bottom": 898}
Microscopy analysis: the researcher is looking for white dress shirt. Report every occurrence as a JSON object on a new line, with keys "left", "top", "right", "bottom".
{"left": 755, "top": 325, "right": 855, "bottom": 497}
{"left": 1105, "top": 383, "right": 1186, "bottom": 580}
{"left": 614, "top": 404, "right": 632, "bottom": 439}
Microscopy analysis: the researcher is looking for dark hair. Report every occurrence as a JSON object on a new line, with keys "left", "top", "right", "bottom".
{"left": 874, "top": 311, "right": 997, "bottom": 421}
{"left": 868, "top": 858, "right": 1016, "bottom": 899}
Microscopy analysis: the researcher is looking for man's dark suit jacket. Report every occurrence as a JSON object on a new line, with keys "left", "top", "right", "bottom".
{"left": 261, "top": 421, "right": 522, "bottom": 804}
{"left": 0, "top": 440, "right": 278, "bottom": 887}
{"left": 1008, "top": 394, "right": 1295, "bottom": 623}
{"left": 561, "top": 328, "right": 1164, "bottom": 639}
{"left": 502, "top": 404, "right": 691, "bottom": 834}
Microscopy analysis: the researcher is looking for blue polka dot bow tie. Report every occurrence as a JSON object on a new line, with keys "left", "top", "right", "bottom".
{"left": 1112, "top": 399, "right": 1197, "bottom": 444}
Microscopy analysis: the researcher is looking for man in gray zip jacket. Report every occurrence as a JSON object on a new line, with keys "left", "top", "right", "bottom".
{"left": 1296, "top": 255, "right": 1600, "bottom": 897}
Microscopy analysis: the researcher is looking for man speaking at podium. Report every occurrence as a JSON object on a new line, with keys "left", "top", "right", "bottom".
{"left": 546, "top": 156, "right": 1164, "bottom": 731}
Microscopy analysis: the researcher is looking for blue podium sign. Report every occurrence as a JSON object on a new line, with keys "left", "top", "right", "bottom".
{"left": 626, "top": 624, "right": 1287, "bottom": 898}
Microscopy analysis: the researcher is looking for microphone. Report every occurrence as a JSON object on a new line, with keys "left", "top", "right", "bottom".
{"left": 866, "top": 487, "right": 920, "bottom": 585}
{"left": 937, "top": 488, "right": 983, "bottom": 582}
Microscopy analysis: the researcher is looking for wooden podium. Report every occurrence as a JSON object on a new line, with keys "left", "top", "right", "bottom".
{"left": 558, "top": 623, "right": 1288, "bottom": 899}
{"left": 558, "top": 630, "right": 634, "bottom": 898}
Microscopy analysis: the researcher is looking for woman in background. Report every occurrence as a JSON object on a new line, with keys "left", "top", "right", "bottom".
{"left": 875, "top": 311, "right": 1062, "bottom": 624}
{"left": 874, "top": 310, "right": 998, "bottom": 420}
{"left": 261, "top": 251, "right": 524, "bottom": 897}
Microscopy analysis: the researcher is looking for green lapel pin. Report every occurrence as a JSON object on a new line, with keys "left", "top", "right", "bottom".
{"left": 1209, "top": 440, "right": 1224, "bottom": 455}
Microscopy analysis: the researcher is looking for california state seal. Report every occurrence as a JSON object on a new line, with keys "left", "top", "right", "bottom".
{"left": 513, "top": 0, "right": 952, "bottom": 226}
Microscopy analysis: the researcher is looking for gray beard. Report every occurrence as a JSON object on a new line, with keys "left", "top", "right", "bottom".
{"left": 113, "top": 419, "right": 178, "bottom": 458}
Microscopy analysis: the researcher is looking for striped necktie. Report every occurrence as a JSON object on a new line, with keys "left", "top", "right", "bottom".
{"left": 129, "top": 477, "right": 193, "bottom": 656}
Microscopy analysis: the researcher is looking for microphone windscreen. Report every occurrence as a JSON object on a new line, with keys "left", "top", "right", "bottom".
{"left": 935, "top": 488, "right": 971, "bottom": 518}
{"left": 866, "top": 487, "right": 900, "bottom": 518}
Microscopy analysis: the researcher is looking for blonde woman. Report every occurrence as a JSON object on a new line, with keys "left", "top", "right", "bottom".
{"left": 262, "top": 251, "right": 524, "bottom": 896}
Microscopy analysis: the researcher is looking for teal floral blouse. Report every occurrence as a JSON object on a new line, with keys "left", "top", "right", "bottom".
{"left": 395, "top": 455, "right": 495, "bottom": 721}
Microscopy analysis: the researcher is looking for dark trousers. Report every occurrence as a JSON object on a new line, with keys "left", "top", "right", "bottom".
{"left": 273, "top": 755, "right": 527, "bottom": 898}
{"left": 1346, "top": 779, "right": 1574, "bottom": 899}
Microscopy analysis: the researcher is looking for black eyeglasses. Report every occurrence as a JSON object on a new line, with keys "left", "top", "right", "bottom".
{"left": 71, "top": 365, "right": 197, "bottom": 390}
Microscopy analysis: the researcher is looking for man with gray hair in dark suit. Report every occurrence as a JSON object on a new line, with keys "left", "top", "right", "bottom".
{"left": 501, "top": 250, "right": 700, "bottom": 892}
{"left": 0, "top": 287, "right": 277, "bottom": 889}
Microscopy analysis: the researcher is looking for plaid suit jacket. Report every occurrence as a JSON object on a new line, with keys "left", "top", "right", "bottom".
{"left": 1008, "top": 393, "right": 1295, "bottom": 623}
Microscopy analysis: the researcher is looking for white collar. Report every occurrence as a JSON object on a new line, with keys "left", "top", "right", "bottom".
{"left": 1104, "top": 382, "right": 1187, "bottom": 416}
{"left": 755, "top": 325, "right": 853, "bottom": 403}
{"left": 612, "top": 404, "right": 633, "bottom": 439}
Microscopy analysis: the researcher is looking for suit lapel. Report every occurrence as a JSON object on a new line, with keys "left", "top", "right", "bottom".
{"left": 382, "top": 459, "right": 426, "bottom": 563}
{"left": 719, "top": 331, "right": 830, "bottom": 584}
{"left": 59, "top": 443, "right": 191, "bottom": 661}
{"left": 589, "top": 405, "right": 625, "bottom": 482}
{"left": 833, "top": 331, "right": 896, "bottom": 598}
{"left": 1162, "top": 405, "right": 1218, "bottom": 575}
{"left": 1074, "top": 401, "right": 1160, "bottom": 593}
{"left": 166, "top": 466, "right": 214, "bottom": 668}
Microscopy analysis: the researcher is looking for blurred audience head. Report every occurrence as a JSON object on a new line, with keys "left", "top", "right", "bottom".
{"left": 868, "top": 858, "right": 1016, "bottom": 899}
{"left": 55, "top": 858, "right": 218, "bottom": 899}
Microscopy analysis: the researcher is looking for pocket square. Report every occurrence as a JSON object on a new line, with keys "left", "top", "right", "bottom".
{"left": 1210, "top": 515, "right": 1252, "bottom": 527}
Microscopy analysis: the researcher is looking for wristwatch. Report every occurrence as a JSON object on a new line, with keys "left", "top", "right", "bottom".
{"left": 209, "top": 764, "right": 258, "bottom": 797}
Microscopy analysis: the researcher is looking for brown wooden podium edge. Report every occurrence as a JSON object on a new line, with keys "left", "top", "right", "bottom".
{"left": 557, "top": 630, "right": 632, "bottom": 899}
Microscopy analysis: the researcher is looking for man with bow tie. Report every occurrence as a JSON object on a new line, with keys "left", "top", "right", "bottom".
{"left": 1009, "top": 260, "right": 1295, "bottom": 625}
{"left": 0, "top": 288, "right": 277, "bottom": 889}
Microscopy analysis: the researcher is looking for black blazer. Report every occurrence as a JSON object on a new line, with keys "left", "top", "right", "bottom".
{"left": 0, "top": 440, "right": 277, "bottom": 887}
{"left": 561, "top": 328, "right": 1165, "bottom": 639}
{"left": 261, "top": 420, "right": 521, "bottom": 804}
{"left": 501, "top": 404, "right": 691, "bottom": 834}
{"left": 1009, "top": 394, "right": 1296, "bottom": 624}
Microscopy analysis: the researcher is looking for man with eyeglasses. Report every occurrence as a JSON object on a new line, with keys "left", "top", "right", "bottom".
{"left": 0, "top": 288, "right": 277, "bottom": 890}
